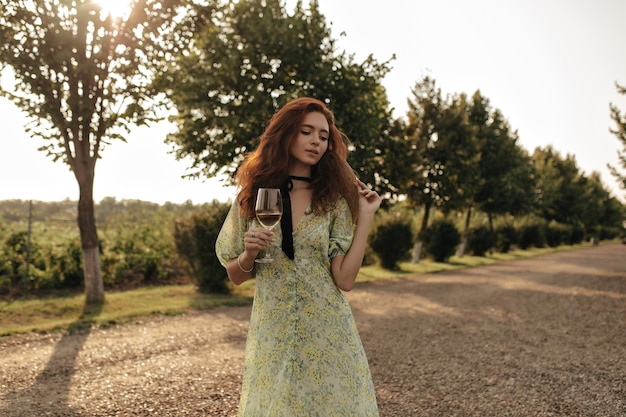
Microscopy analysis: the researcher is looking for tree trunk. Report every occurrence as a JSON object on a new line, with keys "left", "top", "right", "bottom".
{"left": 77, "top": 188, "right": 104, "bottom": 304}
{"left": 457, "top": 205, "right": 473, "bottom": 258}
{"left": 411, "top": 202, "right": 431, "bottom": 263}
{"left": 487, "top": 212, "right": 495, "bottom": 255}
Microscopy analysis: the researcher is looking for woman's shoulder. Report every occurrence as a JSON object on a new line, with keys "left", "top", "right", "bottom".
{"left": 327, "top": 194, "right": 350, "bottom": 216}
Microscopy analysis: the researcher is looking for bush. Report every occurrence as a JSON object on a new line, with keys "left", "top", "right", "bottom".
{"left": 0, "top": 200, "right": 219, "bottom": 297}
{"left": 1, "top": 230, "right": 85, "bottom": 292}
{"left": 2, "top": 231, "right": 48, "bottom": 291}
{"left": 174, "top": 201, "right": 230, "bottom": 294}
{"left": 369, "top": 213, "right": 413, "bottom": 270}
{"left": 422, "top": 219, "right": 460, "bottom": 263}
{"left": 101, "top": 221, "right": 177, "bottom": 288}
{"left": 467, "top": 226, "right": 496, "bottom": 257}
{"left": 545, "top": 222, "right": 571, "bottom": 247}
{"left": 598, "top": 226, "right": 621, "bottom": 241}
{"left": 45, "top": 239, "right": 84, "bottom": 289}
{"left": 518, "top": 222, "right": 546, "bottom": 249}
{"left": 570, "top": 224, "right": 586, "bottom": 244}
{"left": 495, "top": 224, "right": 517, "bottom": 253}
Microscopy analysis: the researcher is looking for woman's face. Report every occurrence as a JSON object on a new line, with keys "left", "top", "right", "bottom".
{"left": 288, "top": 111, "right": 330, "bottom": 171}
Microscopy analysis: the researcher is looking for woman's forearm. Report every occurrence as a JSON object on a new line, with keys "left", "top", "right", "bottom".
{"left": 331, "top": 215, "right": 375, "bottom": 291}
{"left": 226, "top": 251, "right": 256, "bottom": 285}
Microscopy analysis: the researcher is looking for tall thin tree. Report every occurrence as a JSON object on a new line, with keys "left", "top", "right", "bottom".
{"left": 0, "top": 0, "right": 197, "bottom": 303}
{"left": 608, "top": 82, "right": 626, "bottom": 197}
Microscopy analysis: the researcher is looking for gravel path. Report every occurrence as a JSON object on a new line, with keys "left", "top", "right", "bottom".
{"left": 1, "top": 243, "right": 624, "bottom": 416}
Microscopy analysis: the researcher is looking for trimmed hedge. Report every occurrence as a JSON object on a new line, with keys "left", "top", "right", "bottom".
{"left": 369, "top": 214, "right": 414, "bottom": 270}
{"left": 422, "top": 219, "right": 460, "bottom": 263}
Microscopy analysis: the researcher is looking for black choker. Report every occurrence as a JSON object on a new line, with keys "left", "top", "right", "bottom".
{"left": 285, "top": 175, "right": 312, "bottom": 191}
{"left": 289, "top": 175, "right": 312, "bottom": 181}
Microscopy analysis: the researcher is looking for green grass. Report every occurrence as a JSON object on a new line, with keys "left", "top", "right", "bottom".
{"left": 358, "top": 243, "right": 588, "bottom": 282}
{"left": 0, "top": 284, "right": 253, "bottom": 337}
{"left": 0, "top": 242, "right": 594, "bottom": 338}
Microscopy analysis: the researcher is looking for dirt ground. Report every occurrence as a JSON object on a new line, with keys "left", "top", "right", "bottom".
{"left": 0, "top": 243, "right": 624, "bottom": 417}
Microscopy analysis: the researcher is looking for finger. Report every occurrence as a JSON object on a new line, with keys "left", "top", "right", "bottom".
{"left": 359, "top": 187, "right": 375, "bottom": 197}
{"left": 246, "top": 229, "right": 272, "bottom": 245}
{"left": 355, "top": 179, "right": 368, "bottom": 190}
{"left": 356, "top": 180, "right": 377, "bottom": 196}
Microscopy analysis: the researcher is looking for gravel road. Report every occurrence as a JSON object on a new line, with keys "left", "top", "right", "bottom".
{"left": 1, "top": 243, "right": 624, "bottom": 416}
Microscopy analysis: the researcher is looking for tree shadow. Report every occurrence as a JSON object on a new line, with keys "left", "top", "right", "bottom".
{"left": 0, "top": 301, "right": 103, "bottom": 417}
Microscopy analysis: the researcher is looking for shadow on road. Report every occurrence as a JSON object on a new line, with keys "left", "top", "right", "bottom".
{"left": 0, "top": 301, "right": 102, "bottom": 417}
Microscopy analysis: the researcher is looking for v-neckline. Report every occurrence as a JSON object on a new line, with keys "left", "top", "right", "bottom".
{"left": 289, "top": 189, "right": 312, "bottom": 231}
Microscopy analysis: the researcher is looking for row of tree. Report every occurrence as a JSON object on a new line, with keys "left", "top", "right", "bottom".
{"left": 0, "top": 195, "right": 621, "bottom": 298}
{"left": 382, "top": 78, "right": 625, "bottom": 260}
{"left": 1, "top": 0, "right": 624, "bottom": 304}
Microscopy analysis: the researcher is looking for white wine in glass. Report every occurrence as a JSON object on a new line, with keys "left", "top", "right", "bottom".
{"left": 254, "top": 188, "right": 283, "bottom": 263}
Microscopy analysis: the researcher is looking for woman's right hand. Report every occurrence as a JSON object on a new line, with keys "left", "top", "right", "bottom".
{"left": 243, "top": 227, "right": 274, "bottom": 258}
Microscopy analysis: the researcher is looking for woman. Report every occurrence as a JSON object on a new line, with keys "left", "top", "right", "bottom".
{"left": 216, "top": 97, "right": 381, "bottom": 416}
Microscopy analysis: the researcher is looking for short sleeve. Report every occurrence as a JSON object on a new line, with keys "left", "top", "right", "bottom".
{"left": 215, "top": 199, "right": 251, "bottom": 268}
{"left": 328, "top": 198, "right": 355, "bottom": 259}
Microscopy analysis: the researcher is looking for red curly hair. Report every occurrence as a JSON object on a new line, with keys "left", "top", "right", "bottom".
{"left": 236, "top": 97, "right": 359, "bottom": 222}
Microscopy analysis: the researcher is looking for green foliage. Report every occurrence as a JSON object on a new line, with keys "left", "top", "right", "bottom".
{"left": 608, "top": 82, "right": 626, "bottom": 196}
{"left": 158, "top": 0, "right": 394, "bottom": 190}
{"left": 597, "top": 226, "right": 622, "bottom": 240}
{"left": 422, "top": 219, "right": 461, "bottom": 263}
{"left": 0, "top": 199, "right": 207, "bottom": 297}
{"left": 173, "top": 201, "right": 231, "bottom": 294}
{"left": 0, "top": 195, "right": 621, "bottom": 301}
{"left": 3, "top": 231, "right": 33, "bottom": 277}
{"left": 0, "top": 0, "right": 199, "bottom": 303}
{"left": 403, "top": 78, "right": 479, "bottom": 212}
{"left": 0, "top": 0, "right": 194, "bottom": 150}
{"left": 97, "top": 199, "right": 204, "bottom": 289}
{"left": 101, "top": 226, "right": 174, "bottom": 287}
{"left": 369, "top": 211, "right": 414, "bottom": 270}
{"left": 518, "top": 221, "right": 547, "bottom": 250}
{"left": 1, "top": 231, "right": 41, "bottom": 291}
{"left": 0, "top": 229, "right": 83, "bottom": 293}
{"left": 545, "top": 222, "right": 572, "bottom": 247}
{"left": 471, "top": 94, "right": 537, "bottom": 218}
{"left": 532, "top": 147, "right": 589, "bottom": 226}
{"left": 570, "top": 224, "right": 586, "bottom": 244}
{"left": 45, "top": 239, "right": 84, "bottom": 289}
{"left": 494, "top": 224, "right": 518, "bottom": 253}
{"left": 466, "top": 226, "right": 496, "bottom": 257}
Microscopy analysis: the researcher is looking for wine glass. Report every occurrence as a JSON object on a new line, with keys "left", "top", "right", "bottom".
{"left": 254, "top": 188, "right": 283, "bottom": 263}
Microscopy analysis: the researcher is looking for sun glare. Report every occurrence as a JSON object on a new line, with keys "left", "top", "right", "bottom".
{"left": 93, "top": 0, "right": 132, "bottom": 19}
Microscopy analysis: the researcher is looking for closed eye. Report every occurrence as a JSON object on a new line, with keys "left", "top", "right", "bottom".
{"left": 301, "top": 130, "right": 328, "bottom": 141}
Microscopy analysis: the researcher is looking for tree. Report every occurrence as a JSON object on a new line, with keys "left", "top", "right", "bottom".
{"left": 399, "top": 77, "right": 479, "bottom": 262}
{"left": 471, "top": 93, "right": 536, "bottom": 228}
{"left": 399, "top": 76, "right": 443, "bottom": 261}
{"left": 608, "top": 82, "right": 626, "bottom": 196}
{"left": 577, "top": 172, "right": 621, "bottom": 233}
{"left": 156, "top": 0, "right": 394, "bottom": 190}
{"left": 532, "top": 146, "right": 586, "bottom": 226}
{"left": 0, "top": 0, "right": 197, "bottom": 303}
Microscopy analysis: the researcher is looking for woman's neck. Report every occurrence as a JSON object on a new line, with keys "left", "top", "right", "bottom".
{"left": 288, "top": 167, "right": 311, "bottom": 177}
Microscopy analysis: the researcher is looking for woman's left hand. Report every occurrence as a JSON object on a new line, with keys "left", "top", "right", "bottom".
{"left": 355, "top": 179, "right": 381, "bottom": 216}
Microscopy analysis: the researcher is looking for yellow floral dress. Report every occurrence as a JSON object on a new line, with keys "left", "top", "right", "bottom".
{"left": 216, "top": 197, "right": 379, "bottom": 417}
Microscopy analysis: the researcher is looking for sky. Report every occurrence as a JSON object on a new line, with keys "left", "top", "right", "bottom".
{"left": 1, "top": 0, "right": 625, "bottom": 205}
